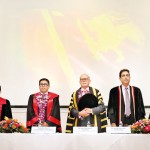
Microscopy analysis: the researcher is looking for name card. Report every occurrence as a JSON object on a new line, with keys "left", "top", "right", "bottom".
{"left": 31, "top": 126, "right": 56, "bottom": 134}
{"left": 73, "top": 127, "right": 98, "bottom": 134}
{"left": 106, "top": 127, "right": 131, "bottom": 134}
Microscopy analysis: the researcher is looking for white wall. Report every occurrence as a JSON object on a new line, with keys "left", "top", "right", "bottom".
{"left": 1, "top": 0, "right": 150, "bottom": 106}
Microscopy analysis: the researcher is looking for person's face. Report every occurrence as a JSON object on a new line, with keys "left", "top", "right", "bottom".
{"left": 120, "top": 71, "right": 130, "bottom": 86}
{"left": 39, "top": 80, "right": 50, "bottom": 93}
{"left": 80, "top": 75, "right": 91, "bottom": 88}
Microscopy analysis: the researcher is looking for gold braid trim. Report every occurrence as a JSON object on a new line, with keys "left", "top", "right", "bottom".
{"left": 73, "top": 92, "right": 78, "bottom": 110}
{"left": 93, "top": 88, "right": 97, "bottom": 97}
{"left": 73, "top": 92, "right": 78, "bottom": 126}
{"left": 92, "top": 88, "right": 98, "bottom": 126}
{"left": 68, "top": 117, "right": 75, "bottom": 120}
{"left": 94, "top": 115, "right": 98, "bottom": 126}
{"left": 101, "top": 118, "right": 107, "bottom": 122}
{"left": 66, "top": 123, "right": 73, "bottom": 126}
{"left": 66, "top": 130, "right": 72, "bottom": 133}
{"left": 101, "top": 125, "right": 107, "bottom": 129}
{"left": 100, "top": 111, "right": 106, "bottom": 115}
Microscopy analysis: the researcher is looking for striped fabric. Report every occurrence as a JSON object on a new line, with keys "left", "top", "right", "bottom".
{"left": 66, "top": 87, "right": 107, "bottom": 133}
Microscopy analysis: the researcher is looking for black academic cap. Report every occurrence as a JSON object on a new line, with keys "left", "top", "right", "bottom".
{"left": 78, "top": 93, "right": 98, "bottom": 111}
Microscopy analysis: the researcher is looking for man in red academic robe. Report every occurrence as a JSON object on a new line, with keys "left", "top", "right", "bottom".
{"left": 0, "top": 86, "right": 12, "bottom": 121}
{"left": 26, "top": 78, "right": 62, "bottom": 132}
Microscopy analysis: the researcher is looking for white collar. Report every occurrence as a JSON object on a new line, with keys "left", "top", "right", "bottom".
{"left": 122, "top": 85, "right": 130, "bottom": 90}
{"left": 40, "top": 92, "right": 48, "bottom": 95}
{"left": 81, "top": 87, "right": 89, "bottom": 91}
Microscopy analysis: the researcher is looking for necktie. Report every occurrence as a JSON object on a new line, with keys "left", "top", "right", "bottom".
{"left": 125, "top": 88, "right": 131, "bottom": 116}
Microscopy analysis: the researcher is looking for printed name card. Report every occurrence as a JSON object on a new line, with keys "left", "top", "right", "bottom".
{"left": 106, "top": 127, "right": 131, "bottom": 134}
{"left": 73, "top": 127, "right": 98, "bottom": 134}
{"left": 31, "top": 126, "right": 56, "bottom": 134}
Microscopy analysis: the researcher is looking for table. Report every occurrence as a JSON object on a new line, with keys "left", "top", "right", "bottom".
{"left": 0, "top": 133, "right": 150, "bottom": 150}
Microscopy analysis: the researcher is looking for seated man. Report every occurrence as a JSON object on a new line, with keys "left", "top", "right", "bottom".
{"left": 0, "top": 86, "right": 12, "bottom": 121}
{"left": 66, "top": 74, "right": 107, "bottom": 133}
{"left": 26, "top": 78, "right": 62, "bottom": 132}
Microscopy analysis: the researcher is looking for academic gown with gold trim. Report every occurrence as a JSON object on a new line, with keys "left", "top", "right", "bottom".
{"left": 66, "top": 87, "right": 107, "bottom": 133}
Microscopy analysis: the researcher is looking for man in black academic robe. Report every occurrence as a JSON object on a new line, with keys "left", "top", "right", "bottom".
{"left": 107, "top": 69, "right": 145, "bottom": 126}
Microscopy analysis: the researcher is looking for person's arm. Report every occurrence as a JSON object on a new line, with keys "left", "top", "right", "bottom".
{"left": 91, "top": 90, "right": 105, "bottom": 115}
{"left": 4, "top": 100, "right": 13, "bottom": 119}
{"left": 26, "top": 95, "right": 38, "bottom": 128}
{"left": 107, "top": 89, "right": 116, "bottom": 126}
{"left": 46, "top": 95, "right": 62, "bottom": 133}
{"left": 70, "top": 108, "right": 79, "bottom": 118}
{"left": 71, "top": 108, "right": 90, "bottom": 118}
{"left": 70, "top": 93, "right": 89, "bottom": 118}
{"left": 138, "top": 88, "right": 146, "bottom": 119}
{"left": 92, "top": 103, "right": 105, "bottom": 115}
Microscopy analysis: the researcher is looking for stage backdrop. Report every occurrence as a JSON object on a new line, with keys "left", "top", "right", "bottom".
{"left": 0, "top": 0, "right": 150, "bottom": 106}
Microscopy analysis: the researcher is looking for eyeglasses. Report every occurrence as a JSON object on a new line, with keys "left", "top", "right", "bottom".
{"left": 39, "top": 83, "right": 49, "bottom": 87}
{"left": 121, "top": 74, "right": 130, "bottom": 77}
{"left": 80, "top": 78, "right": 89, "bottom": 81}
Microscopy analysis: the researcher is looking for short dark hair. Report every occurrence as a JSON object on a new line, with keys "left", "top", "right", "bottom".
{"left": 119, "top": 69, "right": 130, "bottom": 78}
{"left": 39, "top": 78, "right": 50, "bottom": 85}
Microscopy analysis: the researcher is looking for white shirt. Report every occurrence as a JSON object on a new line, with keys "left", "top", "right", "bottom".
{"left": 81, "top": 87, "right": 90, "bottom": 96}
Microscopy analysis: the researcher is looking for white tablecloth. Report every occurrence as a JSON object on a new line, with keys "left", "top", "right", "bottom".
{"left": 0, "top": 133, "right": 150, "bottom": 150}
